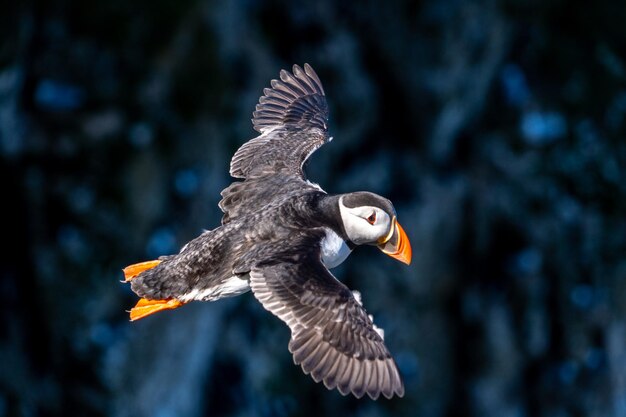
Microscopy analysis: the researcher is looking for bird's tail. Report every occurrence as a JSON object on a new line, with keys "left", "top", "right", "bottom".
{"left": 123, "top": 260, "right": 185, "bottom": 321}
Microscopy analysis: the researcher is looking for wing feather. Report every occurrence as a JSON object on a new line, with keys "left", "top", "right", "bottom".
{"left": 230, "top": 64, "right": 329, "bottom": 180}
{"left": 248, "top": 235, "right": 404, "bottom": 400}
{"left": 221, "top": 64, "right": 330, "bottom": 224}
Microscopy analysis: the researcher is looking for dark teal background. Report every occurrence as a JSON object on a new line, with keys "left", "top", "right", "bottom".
{"left": 1, "top": 1, "right": 625, "bottom": 416}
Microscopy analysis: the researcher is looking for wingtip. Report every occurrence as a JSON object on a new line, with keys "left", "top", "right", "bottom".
{"left": 303, "top": 63, "right": 325, "bottom": 95}
{"left": 396, "top": 381, "right": 405, "bottom": 398}
{"left": 367, "top": 390, "right": 381, "bottom": 401}
{"left": 292, "top": 63, "right": 304, "bottom": 77}
{"left": 250, "top": 63, "right": 328, "bottom": 134}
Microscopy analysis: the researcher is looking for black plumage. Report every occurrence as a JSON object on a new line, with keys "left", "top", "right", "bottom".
{"left": 124, "top": 64, "right": 411, "bottom": 400}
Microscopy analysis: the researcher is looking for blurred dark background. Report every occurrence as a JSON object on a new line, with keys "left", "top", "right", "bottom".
{"left": 2, "top": 0, "right": 626, "bottom": 416}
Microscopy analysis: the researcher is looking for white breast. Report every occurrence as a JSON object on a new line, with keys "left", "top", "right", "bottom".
{"left": 321, "top": 229, "right": 352, "bottom": 269}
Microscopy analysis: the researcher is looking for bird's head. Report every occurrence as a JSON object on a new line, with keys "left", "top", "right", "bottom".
{"left": 338, "top": 192, "right": 412, "bottom": 265}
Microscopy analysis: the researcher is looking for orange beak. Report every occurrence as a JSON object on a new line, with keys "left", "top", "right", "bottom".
{"left": 377, "top": 217, "right": 412, "bottom": 265}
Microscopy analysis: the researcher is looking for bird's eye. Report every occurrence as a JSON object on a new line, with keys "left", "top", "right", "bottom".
{"left": 366, "top": 212, "right": 377, "bottom": 225}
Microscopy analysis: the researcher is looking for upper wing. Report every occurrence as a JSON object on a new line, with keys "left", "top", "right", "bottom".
{"left": 248, "top": 236, "right": 404, "bottom": 400}
{"left": 229, "top": 63, "right": 330, "bottom": 180}
{"left": 220, "top": 64, "right": 330, "bottom": 224}
{"left": 218, "top": 174, "right": 315, "bottom": 224}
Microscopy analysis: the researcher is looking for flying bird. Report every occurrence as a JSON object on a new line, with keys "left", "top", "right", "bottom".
{"left": 123, "top": 64, "right": 412, "bottom": 400}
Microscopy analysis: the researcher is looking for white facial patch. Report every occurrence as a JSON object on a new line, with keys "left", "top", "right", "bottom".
{"left": 338, "top": 196, "right": 392, "bottom": 245}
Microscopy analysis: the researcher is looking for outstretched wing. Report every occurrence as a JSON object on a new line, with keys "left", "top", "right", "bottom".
{"left": 249, "top": 235, "right": 404, "bottom": 400}
{"left": 252, "top": 63, "right": 328, "bottom": 134}
{"left": 229, "top": 63, "right": 330, "bottom": 180}
{"left": 220, "top": 64, "right": 330, "bottom": 224}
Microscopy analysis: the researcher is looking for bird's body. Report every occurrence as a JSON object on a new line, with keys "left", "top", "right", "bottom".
{"left": 123, "top": 64, "right": 412, "bottom": 400}
{"left": 131, "top": 191, "right": 342, "bottom": 302}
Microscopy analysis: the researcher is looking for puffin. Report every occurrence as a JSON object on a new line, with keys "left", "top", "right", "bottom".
{"left": 123, "top": 64, "right": 412, "bottom": 400}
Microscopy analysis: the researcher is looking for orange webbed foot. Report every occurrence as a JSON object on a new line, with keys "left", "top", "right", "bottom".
{"left": 129, "top": 298, "right": 184, "bottom": 321}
